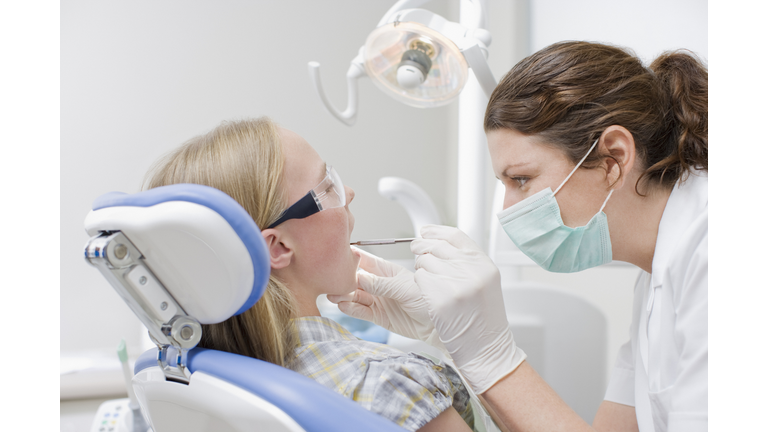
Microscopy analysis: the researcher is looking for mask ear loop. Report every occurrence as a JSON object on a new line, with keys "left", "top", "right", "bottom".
{"left": 598, "top": 189, "right": 614, "bottom": 213}
{"left": 554, "top": 139, "right": 600, "bottom": 196}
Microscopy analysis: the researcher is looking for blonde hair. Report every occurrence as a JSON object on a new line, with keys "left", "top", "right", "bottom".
{"left": 143, "top": 117, "right": 298, "bottom": 366}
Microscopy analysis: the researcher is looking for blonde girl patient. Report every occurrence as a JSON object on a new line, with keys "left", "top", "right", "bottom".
{"left": 143, "top": 117, "right": 476, "bottom": 432}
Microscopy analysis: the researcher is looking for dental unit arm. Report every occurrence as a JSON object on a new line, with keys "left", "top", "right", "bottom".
{"left": 378, "top": 176, "right": 442, "bottom": 236}
{"left": 308, "top": 51, "right": 365, "bottom": 126}
{"left": 309, "top": 0, "right": 496, "bottom": 125}
{"left": 84, "top": 184, "right": 406, "bottom": 432}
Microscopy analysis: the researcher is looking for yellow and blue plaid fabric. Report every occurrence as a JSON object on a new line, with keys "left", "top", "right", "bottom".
{"left": 287, "top": 316, "right": 474, "bottom": 431}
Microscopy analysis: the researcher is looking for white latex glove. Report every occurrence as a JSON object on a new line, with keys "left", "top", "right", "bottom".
{"left": 411, "top": 225, "right": 526, "bottom": 394}
{"left": 327, "top": 247, "right": 446, "bottom": 352}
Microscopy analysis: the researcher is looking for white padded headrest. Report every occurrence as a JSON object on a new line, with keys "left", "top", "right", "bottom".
{"left": 85, "top": 185, "right": 270, "bottom": 324}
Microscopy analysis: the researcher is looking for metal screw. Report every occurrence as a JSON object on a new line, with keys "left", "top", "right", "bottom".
{"left": 180, "top": 326, "right": 193, "bottom": 340}
{"left": 160, "top": 301, "right": 168, "bottom": 311}
{"left": 114, "top": 244, "right": 128, "bottom": 260}
{"left": 139, "top": 276, "right": 147, "bottom": 285}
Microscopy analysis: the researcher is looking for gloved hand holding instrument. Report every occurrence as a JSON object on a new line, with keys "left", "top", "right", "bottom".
{"left": 327, "top": 246, "right": 446, "bottom": 352}
{"left": 411, "top": 225, "right": 526, "bottom": 394}
{"left": 331, "top": 226, "right": 525, "bottom": 394}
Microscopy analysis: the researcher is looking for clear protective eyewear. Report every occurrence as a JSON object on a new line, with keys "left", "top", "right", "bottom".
{"left": 267, "top": 165, "right": 346, "bottom": 229}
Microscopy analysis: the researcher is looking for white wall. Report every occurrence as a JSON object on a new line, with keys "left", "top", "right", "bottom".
{"left": 531, "top": 0, "right": 708, "bottom": 63}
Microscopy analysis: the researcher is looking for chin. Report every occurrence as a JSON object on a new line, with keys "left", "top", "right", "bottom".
{"left": 323, "top": 267, "right": 358, "bottom": 297}
{"left": 346, "top": 265, "right": 360, "bottom": 291}
{"left": 343, "top": 270, "right": 358, "bottom": 294}
{"left": 324, "top": 247, "right": 359, "bottom": 295}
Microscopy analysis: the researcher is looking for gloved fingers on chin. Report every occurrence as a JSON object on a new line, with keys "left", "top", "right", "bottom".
{"left": 353, "top": 287, "right": 376, "bottom": 306}
{"left": 337, "top": 301, "right": 374, "bottom": 322}
{"left": 410, "top": 238, "right": 459, "bottom": 260}
{"left": 419, "top": 225, "right": 478, "bottom": 250}
{"left": 357, "top": 269, "right": 402, "bottom": 299}
{"left": 327, "top": 288, "right": 374, "bottom": 307}
{"left": 356, "top": 247, "right": 402, "bottom": 277}
{"left": 326, "top": 291, "right": 355, "bottom": 304}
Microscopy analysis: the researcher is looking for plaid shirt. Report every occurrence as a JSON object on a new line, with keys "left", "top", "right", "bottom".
{"left": 287, "top": 316, "right": 474, "bottom": 431}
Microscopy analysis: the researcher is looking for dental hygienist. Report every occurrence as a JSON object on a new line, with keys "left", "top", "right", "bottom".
{"left": 329, "top": 41, "right": 708, "bottom": 432}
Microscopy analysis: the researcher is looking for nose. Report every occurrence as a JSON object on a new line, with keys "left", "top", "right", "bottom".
{"left": 502, "top": 186, "right": 519, "bottom": 210}
{"left": 345, "top": 186, "right": 355, "bottom": 205}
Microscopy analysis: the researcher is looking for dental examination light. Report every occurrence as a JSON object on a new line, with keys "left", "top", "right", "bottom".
{"left": 309, "top": 0, "right": 495, "bottom": 250}
{"left": 309, "top": 0, "right": 496, "bottom": 124}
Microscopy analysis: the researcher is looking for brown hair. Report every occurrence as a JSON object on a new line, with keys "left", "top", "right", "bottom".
{"left": 143, "top": 117, "right": 298, "bottom": 366}
{"left": 484, "top": 41, "right": 707, "bottom": 192}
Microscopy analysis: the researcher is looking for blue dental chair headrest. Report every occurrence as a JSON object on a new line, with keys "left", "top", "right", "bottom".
{"left": 85, "top": 183, "right": 270, "bottom": 322}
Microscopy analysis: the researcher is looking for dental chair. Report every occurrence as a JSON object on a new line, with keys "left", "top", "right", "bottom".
{"left": 84, "top": 184, "right": 406, "bottom": 432}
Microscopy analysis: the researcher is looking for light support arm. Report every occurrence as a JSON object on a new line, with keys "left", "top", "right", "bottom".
{"left": 379, "top": 0, "right": 485, "bottom": 29}
{"left": 460, "top": 0, "right": 486, "bottom": 29}
{"left": 308, "top": 50, "right": 366, "bottom": 126}
{"left": 461, "top": 43, "right": 497, "bottom": 98}
{"left": 456, "top": 0, "right": 490, "bottom": 249}
{"left": 378, "top": 0, "right": 432, "bottom": 27}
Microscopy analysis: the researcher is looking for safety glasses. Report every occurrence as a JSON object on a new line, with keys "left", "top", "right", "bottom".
{"left": 267, "top": 165, "right": 346, "bottom": 229}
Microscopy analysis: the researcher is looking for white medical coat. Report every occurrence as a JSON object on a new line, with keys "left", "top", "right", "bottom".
{"left": 604, "top": 172, "right": 708, "bottom": 431}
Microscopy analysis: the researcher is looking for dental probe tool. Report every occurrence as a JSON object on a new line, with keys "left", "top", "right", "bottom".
{"left": 350, "top": 238, "right": 416, "bottom": 246}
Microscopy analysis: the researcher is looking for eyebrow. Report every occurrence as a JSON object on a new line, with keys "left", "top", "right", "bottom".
{"left": 501, "top": 162, "right": 531, "bottom": 178}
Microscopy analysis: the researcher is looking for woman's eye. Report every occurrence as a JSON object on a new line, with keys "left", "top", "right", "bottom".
{"left": 511, "top": 177, "right": 529, "bottom": 188}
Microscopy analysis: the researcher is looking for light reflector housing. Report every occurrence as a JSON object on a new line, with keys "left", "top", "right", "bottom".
{"left": 363, "top": 21, "right": 469, "bottom": 108}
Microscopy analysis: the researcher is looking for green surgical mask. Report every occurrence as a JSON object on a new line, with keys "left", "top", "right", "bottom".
{"left": 496, "top": 139, "right": 613, "bottom": 273}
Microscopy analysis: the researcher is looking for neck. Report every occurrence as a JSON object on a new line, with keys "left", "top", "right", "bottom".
{"left": 271, "top": 269, "right": 322, "bottom": 317}
{"left": 607, "top": 180, "right": 672, "bottom": 273}
{"left": 295, "top": 292, "right": 322, "bottom": 317}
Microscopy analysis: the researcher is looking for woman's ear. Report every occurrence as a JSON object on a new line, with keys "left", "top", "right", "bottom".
{"left": 261, "top": 228, "right": 293, "bottom": 269}
{"left": 599, "top": 125, "right": 637, "bottom": 190}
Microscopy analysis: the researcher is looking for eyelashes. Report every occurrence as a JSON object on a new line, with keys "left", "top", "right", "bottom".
{"left": 496, "top": 175, "right": 531, "bottom": 190}
{"left": 510, "top": 177, "right": 529, "bottom": 188}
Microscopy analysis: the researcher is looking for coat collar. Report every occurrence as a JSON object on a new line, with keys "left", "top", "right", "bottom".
{"left": 650, "top": 171, "right": 708, "bottom": 288}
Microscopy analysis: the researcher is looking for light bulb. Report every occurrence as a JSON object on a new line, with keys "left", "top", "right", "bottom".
{"left": 397, "top": 65, "right": 425, "bottom": 88}
{"left": 396, "top": 49, "right": 432, "bottom": 88}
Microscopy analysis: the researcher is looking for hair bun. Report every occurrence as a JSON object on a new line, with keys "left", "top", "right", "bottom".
{"left": 647, "top": 50, "right": 708, "bottom": 184}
